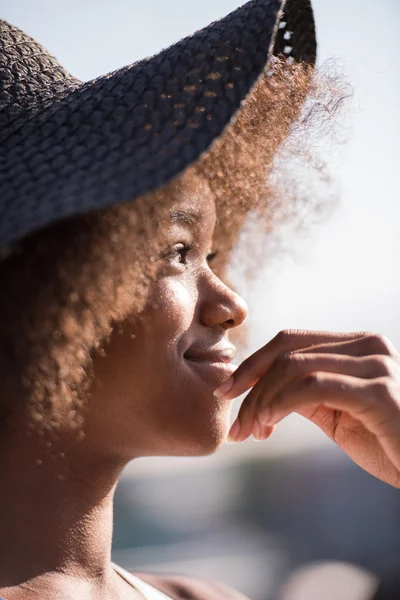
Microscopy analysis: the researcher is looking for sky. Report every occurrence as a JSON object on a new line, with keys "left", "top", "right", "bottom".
{"left": 3, "top": 0, "right": 399, "bottom": 469}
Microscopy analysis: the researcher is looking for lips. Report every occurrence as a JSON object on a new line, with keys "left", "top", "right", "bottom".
{"left": 184, "top": 344, "right": 236, "bottom": 364}
{"left": 183, "top": 344, "right": 237, "bottom": 387}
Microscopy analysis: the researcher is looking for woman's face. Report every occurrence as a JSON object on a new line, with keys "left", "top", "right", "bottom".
{"left": 86, "top": 184, "right": 248, "bottom": 460}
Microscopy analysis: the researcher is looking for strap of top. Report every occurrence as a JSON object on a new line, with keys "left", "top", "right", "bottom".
{"left": 113, "top": 563, "right": 173, "bottom": 600}
{"left": 0, "top": 567, "right": 173, "bottom": 600}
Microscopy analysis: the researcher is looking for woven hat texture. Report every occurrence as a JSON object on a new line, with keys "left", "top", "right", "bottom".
{"left": 0, "top": 0, "right": 316, "bottom": 250}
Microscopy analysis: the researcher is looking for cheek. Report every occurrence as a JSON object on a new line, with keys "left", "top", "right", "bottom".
{"left": 147, "top": 278, "right": 196, "bottom": 340}
{"left": 140, "top": 280, "right": 229, "bottom": 432}
{"left": 89, "top": 277, "right": 229, "bottom": 457}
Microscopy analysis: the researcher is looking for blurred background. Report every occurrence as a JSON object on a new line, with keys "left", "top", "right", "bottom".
{"left": 3, "top": 1, "right": 399, "bottom": 598}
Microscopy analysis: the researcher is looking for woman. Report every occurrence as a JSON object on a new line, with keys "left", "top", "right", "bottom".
{"left": 0, "top": 1, "right": 399, "bottom": 599}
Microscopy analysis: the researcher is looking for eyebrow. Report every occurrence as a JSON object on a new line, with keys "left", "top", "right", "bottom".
{"left": 169, "top": 209, "right": 202, "bottom": 226}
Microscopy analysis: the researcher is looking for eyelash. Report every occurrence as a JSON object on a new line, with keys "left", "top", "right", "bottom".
{"left": 175, "top": 243, "right": 193, "bottom": 265}
{"left": 167, "top": 244, "right": 219, "bottom": 266}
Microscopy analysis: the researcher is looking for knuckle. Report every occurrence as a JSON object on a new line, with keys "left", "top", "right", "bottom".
{"left": 376, "top": 334, "right": 394, "bottom": 355}
{"left": 275, "top": 329, "right": 302, "bottom": 343}
{"left": 303, "top": 372, "right": 324, "bottom": 388}
{"left": 275, "top": 330, "right": 292, "bottom": 345}
{"left": 370, "top": 379, "right": 397, "bottom": 406}
{"left": 365, "top": 333, "right": 394, "bottom": 356}
{"left": 275, "top": 352, "right": 304, "bottom": 376}
{"left": 373, "top": 355, "right": 395, "bottom": 377}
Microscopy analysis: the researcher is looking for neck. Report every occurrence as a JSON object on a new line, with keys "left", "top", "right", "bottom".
{"left": 0, "top": 414, "right": 128, "bottom": 596}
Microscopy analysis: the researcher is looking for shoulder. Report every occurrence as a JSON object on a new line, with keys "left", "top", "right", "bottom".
{"left": 136, "top": 571, "right": 251, "bottom": 600}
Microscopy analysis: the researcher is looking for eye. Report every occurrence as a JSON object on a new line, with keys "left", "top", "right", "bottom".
{"left": 161, "top": 244, "right": 219, "bottom": 270}
{"left": 207, "top": 250, "right": 219, "bottom": 264}
{"left": 165, "top": 243, "right": 193, "bottom": 265}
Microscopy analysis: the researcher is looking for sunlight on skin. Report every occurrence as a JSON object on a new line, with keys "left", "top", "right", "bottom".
{"left": 3, "top": 0, "right": 398, "bottom": 473}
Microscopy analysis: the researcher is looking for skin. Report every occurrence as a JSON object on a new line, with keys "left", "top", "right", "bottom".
{"left": 0, "top": 190, "right": 247, "bottom": 600}
{"left": 217, "top": 330, "right": 400, "bottom": 488}
{"left": 1, "top": 186, "right": 400, "bottom": 599}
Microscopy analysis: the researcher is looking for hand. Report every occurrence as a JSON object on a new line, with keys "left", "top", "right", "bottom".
{"left": 215, "top": 330, "right": 400, "bottom": 488}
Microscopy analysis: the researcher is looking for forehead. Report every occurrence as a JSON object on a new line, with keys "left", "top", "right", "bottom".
{"left": 168, "top": 201, "right": 216, "bottom": 233}
{"left": 142, "top": 168, "right": 218, "bottom": 237}
{"left": 169, "top": 208, "right": 205, "bottom": 227}
{"left": 162, "top": 179, "right": 216, "bottom": 230}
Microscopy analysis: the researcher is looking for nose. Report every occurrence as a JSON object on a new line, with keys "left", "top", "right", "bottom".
{"left": 199, "top": 274, "right": 248, "bottom": 330}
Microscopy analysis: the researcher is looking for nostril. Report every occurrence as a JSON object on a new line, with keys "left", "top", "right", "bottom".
{"left": 224, "top": 318, "right": 236, "bottom": 328}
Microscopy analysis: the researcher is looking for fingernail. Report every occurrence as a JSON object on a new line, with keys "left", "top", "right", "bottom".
{"left": 262, "top": 424, "right": 274, "bottom": 439}
{"left": 214, "top": 376, "right": 234, "bottom": 399}
{"left": 258, "top": 407, "right": 272, "bottom": 425}
{"left": 227, "top": 418, "right": 240, "bottom": 443}
{"left": 253, "top": 421, "right": 263, "bottom": 442}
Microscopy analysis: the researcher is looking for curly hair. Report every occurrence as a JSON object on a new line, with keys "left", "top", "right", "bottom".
{"left": 0, "top": 57, "right": 350, "bottom": 441}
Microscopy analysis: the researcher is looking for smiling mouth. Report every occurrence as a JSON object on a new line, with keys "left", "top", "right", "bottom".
{"left": 183, "top": 346, "right": 237, "bottom": 382}
{"left": 184, "top": 356, "right": 237, "bottom": 380}
{"left": 184, "top": 355, "right": 234, "bottom": 366}
{"left": 183, "top": 346, "right": 236, "bottom": 364}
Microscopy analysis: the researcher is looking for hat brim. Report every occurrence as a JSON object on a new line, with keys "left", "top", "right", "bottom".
{"left": 0, "top": 0, "right": 316, "bottom": 249}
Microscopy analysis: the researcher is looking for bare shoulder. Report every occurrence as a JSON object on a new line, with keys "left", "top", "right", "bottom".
{"left": 136, "top": 571, "right": 251, "bottom": 600}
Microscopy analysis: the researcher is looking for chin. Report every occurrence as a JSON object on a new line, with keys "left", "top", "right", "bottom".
{"left": 177, "top": 411, "right": 230, "bottom": 457}
{"left": 138, "top": 375, "right": 234, "bottom": 458}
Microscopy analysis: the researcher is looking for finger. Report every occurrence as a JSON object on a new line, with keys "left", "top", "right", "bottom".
{"left": 252, "top": 423, "right": 276, "bottom": 442}
{"left": 228, "top": 392, "right": 260, "bottom": 443}
{"left": 257, "top": 373, "right": 400, "bottom": 441}
{"left": 257, "top": 372, "right": 400, "bottom": 481}
{"left": 215, "top": 330, "right": 369, "bottom": 401}
{"left": 235, "top": 353, "right": 396, "bottom": 442}
{"left": 298, "top": 334, "right": 399, "bottom": 358}
{"left": 230, "top": 347, "right": 370, "bottom": 442}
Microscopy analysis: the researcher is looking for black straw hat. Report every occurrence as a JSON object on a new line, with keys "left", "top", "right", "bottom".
{"left": 0, "top": 0, "right": 316, "bottom": 251}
